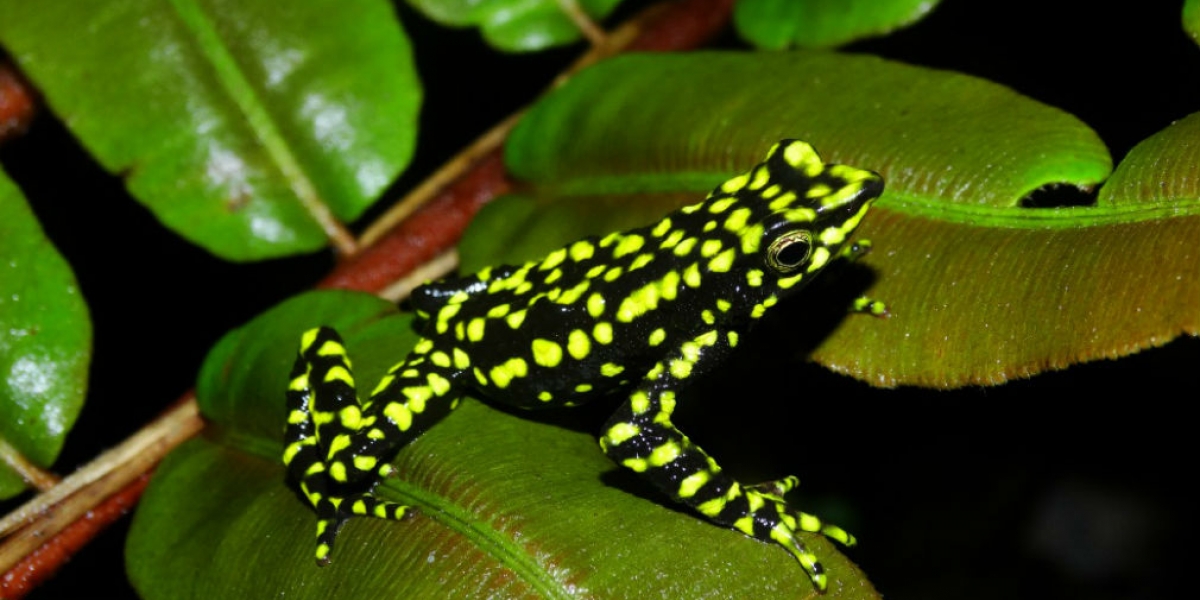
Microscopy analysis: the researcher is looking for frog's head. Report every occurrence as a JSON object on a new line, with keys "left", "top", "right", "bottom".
{"left": 731, "top": 139, "right": 884, "bottom": 294}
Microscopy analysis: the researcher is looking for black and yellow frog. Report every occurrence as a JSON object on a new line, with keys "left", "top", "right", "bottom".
{"left": 283, "top": 139, "right": 884, "bottom": 591}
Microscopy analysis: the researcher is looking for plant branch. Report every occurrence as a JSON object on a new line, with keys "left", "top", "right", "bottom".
{"left": 0, "top": 439, "right": 58, "bottom": 494}
{"left": 0, "top": 398, "right": 202, "bottom": 572}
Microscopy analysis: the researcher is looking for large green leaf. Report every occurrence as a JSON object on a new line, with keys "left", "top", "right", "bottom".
{"left": 407, "top": 0, "right": 623, "bottom": 52}
{"left": 128, "top": 290, "right": 877, "bottom": 598}
{"left": 487, "top": 50, "right": 1191, "bottom": 388}
{"left": 0, "top": 0, "right": 420, "bottom": 261}
{"left": 733, "top": 0, "right": 943, "bottom": 49}
{"left": 506, "top": 52, "right": 1109, "bottom": 209}
{"left": 0, "top": 170, "right": 91, "bottom": 499}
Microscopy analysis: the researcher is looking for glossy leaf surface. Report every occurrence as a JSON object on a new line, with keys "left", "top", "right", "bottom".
{"left": 0, "top": 0, "right": 420, "bottom": 261}
{"left": 406, "top": 0, "right": 623, "bottom": 52}
{"left": 490, "top": 50, "right": 1194, "bottom": 387}
{"left": 129, "top": 290, "right": 877, "bottom": 598}
{"left": 0, "top": 172, "right": 91, "bottom": 498}
{"left": 734, "top": 0, "right": 942, "bottom": 48}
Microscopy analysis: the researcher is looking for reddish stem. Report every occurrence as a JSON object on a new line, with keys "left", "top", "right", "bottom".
{"left": 0, "top": 62, "right": 37, "bottom": 142}
{"left": 0, "top": 475, "right": 150, "bottom": 599}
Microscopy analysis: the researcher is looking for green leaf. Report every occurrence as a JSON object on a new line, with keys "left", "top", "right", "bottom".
{"left": 812, "top": 113, "right": 1200, "bottom": 386}
{"left": 506, "top": 52, "right": 1109, "bottom": 210}
{"left": 491, "top": 50, "right": 1184, "bottom": 387}
{"left": 129, "top": 290, "right": 876, "bottom": 598}
{"left": 1185, "top": 0, "right": 1200, "bottom": 45}
{"left": 0, "top": 0, "right": 420, "bottom": 261}
{"left": 0, "top": 170, "right": 91, "bottom": 499}
{"left": 733, "top": 0, "right": 942, "bottom": 49}
{"left": 406, "top": 0, "right": 623, "bottom": 52}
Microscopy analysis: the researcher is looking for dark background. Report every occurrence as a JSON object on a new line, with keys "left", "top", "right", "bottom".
{"left": 2, "top": 1, "right": 1197, "bottom": 598}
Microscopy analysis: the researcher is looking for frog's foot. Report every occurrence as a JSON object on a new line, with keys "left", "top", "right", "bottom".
{"left": 850, "top": 295, "right": 889, "bottom": 318}
{"left": 313, "top": 492, "right": 413, "bottom": 566}
{"left": 741, "top": 483, "right": 856, "bottom": 592}
{"left": 747, "top": 477, "right": 857, "bottom": 545}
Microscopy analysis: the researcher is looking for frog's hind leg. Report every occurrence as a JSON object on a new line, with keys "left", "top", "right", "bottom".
{"left": 283, "top": 326, "right": 460, "bottom": 565}
{"left": 597, "top": 331, "right": 851, "bottom": 591}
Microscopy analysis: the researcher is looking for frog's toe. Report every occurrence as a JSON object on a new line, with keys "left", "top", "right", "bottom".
{"left": 851, "top": 295, "right": 889, "bottom": 317}
{"left": 745, "top": 476, "right": 800, "bottom": 502}
{"left": 767, "top": 523, "right": 829, "bottom": 592}
{"left": 314, "top": 516, "right": 345, "bottom": 566}
{"left": 312, "top": 492, "right": 413, "bottom": 565}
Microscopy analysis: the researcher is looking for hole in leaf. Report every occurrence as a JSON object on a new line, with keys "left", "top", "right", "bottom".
{"left": 1020, "top": 183, "right": 1097, "bottom": 208}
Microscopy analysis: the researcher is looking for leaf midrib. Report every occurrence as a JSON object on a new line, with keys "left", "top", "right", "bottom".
{"left": 213, "top": 404, "right": 578, "bottom": 600}
{"left": 164, "top": 0, "right": 324, "bottom": 222}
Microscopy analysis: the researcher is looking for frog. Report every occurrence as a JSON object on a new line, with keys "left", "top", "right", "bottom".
{"left": 282, "top": 139, "right": 885, "bottom": 592}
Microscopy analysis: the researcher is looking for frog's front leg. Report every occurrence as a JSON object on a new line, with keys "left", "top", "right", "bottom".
{"left": 598, "top": 331, "right": 853, "bottom": 592}
{"left": 283, "top": 326, "right": 462, "bottom": 564}
{"left": 837, "top": 240, "right": 889, "bottom": 317}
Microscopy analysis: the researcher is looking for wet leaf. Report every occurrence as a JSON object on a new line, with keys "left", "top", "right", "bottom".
{"left": 0, "top": 171, "right": 90, "bottom": 498}
{"left": 0, "top": 0, "right": 420, "bottom": 260}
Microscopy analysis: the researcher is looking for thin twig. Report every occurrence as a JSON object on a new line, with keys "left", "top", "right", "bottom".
{"left": 0, "top": 398, "right": 203, "bottom": 571}
{"left": 555, "top": 0, "right": 608, "bottom": 46}
{"left": 378, "top": 248, "right": 460, "bottom": 303}
{"left": 0, "top": 439, "right": 59, "bottom": 493}
{"left": 356, "top": 9, "right": 642, "bottom": 249}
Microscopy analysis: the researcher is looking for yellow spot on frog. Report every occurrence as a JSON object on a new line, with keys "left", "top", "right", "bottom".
{"left": 630, "top": 390, "right": 650, "bottom": 414}
{"left": 587, "top": 292, "right": 605, "bottom": 317}
{"left": 384, "top": 402, "right": 413, "bottom": 431}
{"left": 660, "top": 229, "right": 684, "bottom": 249}
{"left": 466, "top": 318, "right": 486, "bottom": 342}
{"left": 324, "top": 365, "right": 353, "bottom": 386}
{"left": 720, "top": 174, "right": 748, "bottom": 194}
{"left": 601, "top": 363, "right": 624, "bottom": 377}
{"left": 683, "top": 263, "right": 701, "bottom": 288}
{"left": 739, "top": 223, "right": 763, "bottom": 254}
{"left": 629, "top": 253, "right": 655, "bottom": 271}
{"left": 707, "top": 248, "right": 737, "bottom": 273}
{"left": 453, "top": 348, "right": 470, "bottom": 369}
{"left": 708, "top": 197, "right": 735, "bottom": 214}
{"left": 677, "top": 471, "right": 710, "bottom": 498}
{"left": 613, "top": 234, "right": 645, "bottom": 258}
{"left": 569, "top": 240, "right": 595, "bottom": 261}
{"left": 724, "top": 207, "right": 751, "bottom": 232}
{"left": 648, "top": 328, "right": 666, "bottom": 347}
{"left": 593, "top": 321, "right": 613, "bottom": 344}
{"left": 568, "top": 330, "right": 591, "bottom": 359}
{"left": 649, "top": 441, "right": 681, "bottom": 466}
{"left": 605, "top": 422, "right": 640, "bottom": 445}
{"left": 541, "top": 248, "right": 567, "bottom": 270}
{"left": 532, "top": 338, "right": 563, "bottom": 367}
{"left": 505, "top": 310, "right": 526, "bottom": 329}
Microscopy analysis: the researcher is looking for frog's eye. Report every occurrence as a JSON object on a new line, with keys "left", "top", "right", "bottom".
{"left": 766, "top": 230, "right": 813, "bottom": 273}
